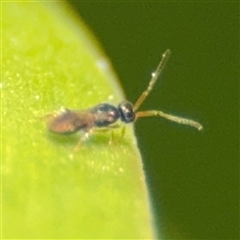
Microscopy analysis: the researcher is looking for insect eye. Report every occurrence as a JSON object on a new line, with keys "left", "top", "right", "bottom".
{"left": 118, "top": 101, "right": 135, "bottom": 123}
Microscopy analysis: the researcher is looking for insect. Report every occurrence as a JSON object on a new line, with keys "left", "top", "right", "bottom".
{"left": 47, "top": 49, "right": 202, "bottom": 145}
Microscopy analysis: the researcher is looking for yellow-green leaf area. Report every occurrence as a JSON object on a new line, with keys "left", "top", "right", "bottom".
{"left": 2, "top": 2, "right": 155, "bottom": 239}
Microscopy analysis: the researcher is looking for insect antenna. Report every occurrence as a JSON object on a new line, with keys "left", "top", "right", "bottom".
{"left": 136, "top": 110, "right": 203, "bottom": 130}
{"left": 133, "top": 49, "right": 171, "bottom": 111}
{"left": 134, "top": 49, "right": 203, "bottom": 131}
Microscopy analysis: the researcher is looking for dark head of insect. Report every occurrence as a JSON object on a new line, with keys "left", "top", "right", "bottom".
{"left": 47, "top": 49, "right": 203, "bottom": 137}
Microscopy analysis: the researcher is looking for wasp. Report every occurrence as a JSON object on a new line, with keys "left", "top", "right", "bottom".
{"left": 47, "top": 49, "right": 202, "bottom": 145}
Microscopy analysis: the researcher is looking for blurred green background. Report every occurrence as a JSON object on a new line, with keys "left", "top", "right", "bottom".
{"left": 68, "top": 1, "right": 238, "bottom": 239}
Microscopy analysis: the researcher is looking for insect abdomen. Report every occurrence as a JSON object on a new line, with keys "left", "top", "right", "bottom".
{"left": 48, "top": 110, "right": 88, "bottom": 134}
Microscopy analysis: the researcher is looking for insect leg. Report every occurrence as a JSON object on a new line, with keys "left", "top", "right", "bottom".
{"left": 95, "top": 124, "right": 122, "bottom": 132}
{"left": 93, "top": 124, "right": 121, "bottom": 145}
{"left": 73, "top": 128, "right": 94, "bottom": 152}
{"left": 108, "top": 126, "right": 125, "bottom": 145}
{"left": 120, "top": 126, "right": 126, "bottom": 139}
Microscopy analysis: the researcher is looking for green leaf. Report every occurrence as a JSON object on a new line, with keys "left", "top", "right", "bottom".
{"left": 2, "top": 2, "right": 155, "bottom": 239}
